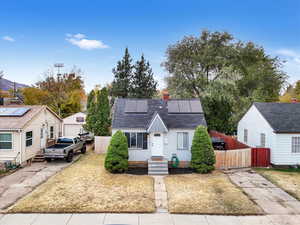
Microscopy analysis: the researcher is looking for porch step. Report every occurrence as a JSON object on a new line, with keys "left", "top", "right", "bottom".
{"left": 33, "top": 154, "right": 45, "bottom": 162}
{"left": 148, "top": 159, "right": 169, "bottom": 175}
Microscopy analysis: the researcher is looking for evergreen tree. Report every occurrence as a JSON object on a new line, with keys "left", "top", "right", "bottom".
{"left": 84, "top": 90, "right": 97, "bottom": 133}
{"left": 94, "top": 87, "right": 111, "bottom": 136}
{"left": 130, "top": 55, "right": 157, "bottom": 98}
{"left": 105, "top": 130, "right": 129, "bottom": 173}
{"left": 111, "top": 48, "right": 133, "bottom": 98}
{"left": 190, "top": 125, "right": 216, "bottom": 173}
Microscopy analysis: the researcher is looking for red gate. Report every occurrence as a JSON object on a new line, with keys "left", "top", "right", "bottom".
{"left": 251, "top": 148, "right": 270, "bottom": 167}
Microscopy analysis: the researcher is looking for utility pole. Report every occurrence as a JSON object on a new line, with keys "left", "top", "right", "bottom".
{"left": 54, "top": 63, "right": 64, "bottom": 75}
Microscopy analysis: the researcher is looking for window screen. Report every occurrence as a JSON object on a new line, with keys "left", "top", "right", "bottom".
{"left": 177, "top": 132, "right": 188, "bottom": 150}
{"left": 0, "top": 133, "right": 12, "bottom": 150}
{"left": 26, "top": 131, "right": 33, "bottom": 147}
{"left": 124, "top": 132, "right": 148, "bottom": 150}
{"left": 292, "top": 137, "right": 300, "bottom": 153}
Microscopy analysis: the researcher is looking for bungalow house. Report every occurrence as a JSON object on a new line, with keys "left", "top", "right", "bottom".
{"left": 63, "top": 112, "right": 86, "bottom": 137}
{"left": 237, "top": 102, "right": 300, "bottom": 166}
{"left": 0, "top": 105, "right": 62, "bottom": 166}
{"left": 111, "top": 97, "right": 206, "bottom": 174}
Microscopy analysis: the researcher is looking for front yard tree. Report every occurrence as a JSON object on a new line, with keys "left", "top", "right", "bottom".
{"left": 84, "top": 90, "right": 97, "bottom": 132}
{"left": 105, "top": 130, "right": 129, "bottom": 173}
{"left": 94, "top": 87, "right": 111, "bottom": 136}
{"left": 111, "top": 48, "right": 133, "bottom": 98}
{"left": 191, "top": 125, "right": 215, "bottom": 173}
{"left": 130, "top": 55, "right": 157, "bottom": 98}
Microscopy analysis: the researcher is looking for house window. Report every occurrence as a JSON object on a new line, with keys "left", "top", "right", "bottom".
{"left": 50, "top": 126, "right": 54, "bottom": 139}
{"left": 292, "top": 137, "right": 300, "bottom": 153}
{"left": 260, "top": 133, "right": 266, "bottom": 147}
{"left": 26, "top": 131, "right": 33, "bottom": 147}
{"left": 244, "top": 129, "right": 248, "bottom": 143}
{"left": 177, "top": 132, "right": 188, "bottom": 150}
{"left": 76, "top": 117, "right": 84, "bottom": 122}
{"left": 0, "top": 133, "right": 12, "bottom": 150}
{"left": 124, "top": 132, "right": 148, "bottom": 149}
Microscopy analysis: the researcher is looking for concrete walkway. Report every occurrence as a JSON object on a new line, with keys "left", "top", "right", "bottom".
{"left": 0, "top": 155, "right": 80, "bottom": 211}
{"left": 153, "top": 176, "right": 168, "bottom": 213}
{"left": 229, "top": 170, "right": 300, "bottom": 215}
{"left": 0, "top": 213, "right": 299, "bottom": 225}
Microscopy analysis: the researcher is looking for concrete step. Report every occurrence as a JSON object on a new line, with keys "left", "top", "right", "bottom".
{"left": 148, "top": 170, "right": 169, "bottom": 175}
{"left": 148, "top": 163, "right": 169, "bottom": 168}
{"left": 149, "top": 168, "right": 168, "bottom": 172}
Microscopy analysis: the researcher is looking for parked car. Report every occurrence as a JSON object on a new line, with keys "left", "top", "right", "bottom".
{"left": 44, "top": 137, "right": 86, "bottom": 162}
{"left": 78, "top": 132, "right": 94, "bottom": 143}
{"left": 211, "top": 137, "right": 226, "bottom": 150}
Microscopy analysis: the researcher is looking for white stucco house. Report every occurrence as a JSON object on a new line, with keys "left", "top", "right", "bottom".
{"left": 237, "top": 102, "right": 300, "bottom": 166}
{"left": 63, "top": 112, "right": 86, "bottom": 137}
{"left": 0, "top": 105, "right": 62, "bottom": 165}
{"left": 111, "top": 98, "right": 206, "bottom": 174}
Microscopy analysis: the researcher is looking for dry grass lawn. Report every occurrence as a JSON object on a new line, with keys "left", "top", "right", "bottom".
{"left": 9, "top": 151, "right": 155, "bottom": 213}
{"left": 256, "top": 168, "right": 300, "bottom": 201}
{"left": 165, "top": 171, "right": 262, "bottom": 215}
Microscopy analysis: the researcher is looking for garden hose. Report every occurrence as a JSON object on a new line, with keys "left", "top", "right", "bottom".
{"left": 171, "top": 154, "right": 179, "bottom": 168}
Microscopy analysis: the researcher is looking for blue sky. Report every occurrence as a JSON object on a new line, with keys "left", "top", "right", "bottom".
{"left": 0, "top": 0, "right": 299, "bottom": 91}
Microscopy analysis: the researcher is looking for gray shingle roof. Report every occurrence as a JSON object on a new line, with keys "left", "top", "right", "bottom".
{"left": 112, "top": 98, "right": 206, "bottom": 130}
{"left": 254, "top": 102, "right": 300, "bottom": 133}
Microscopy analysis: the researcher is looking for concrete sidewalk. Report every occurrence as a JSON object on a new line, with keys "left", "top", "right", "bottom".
{"left": 0, "top": 213, "right": 300, "bottom": 225}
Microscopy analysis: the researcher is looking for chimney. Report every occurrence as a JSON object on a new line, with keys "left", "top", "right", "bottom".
{"left": 291, "top": 98, "right": 298, "bottom": 103}
{"left": 162, "top": 90, "right": 170, "bottom": 101}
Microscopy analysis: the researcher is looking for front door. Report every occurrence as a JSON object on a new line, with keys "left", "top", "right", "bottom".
{"left": 151, "top": 133, "right": 164, "bottom": 156}
{"left": 40, "top": 126, "right": 46, "bottom": 149}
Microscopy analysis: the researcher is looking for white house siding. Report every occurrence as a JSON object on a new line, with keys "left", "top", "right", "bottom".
{"left": 0, "top": 131, "right": 21, "bottom": 163}
{"left": 63, "top": 112, "right": 86, "bottom": 137}
{"left": 112, "top": 128, "right": 194, "bottom": 163}
{"left": 273, "top": 134, "right": 300, "bottom": 165}
{"left": 22, "top": 108, "right": 61, "bottom": 161}
{"left": 237, "top": 105, "right": 276, "bottom": 151}
{"left": 163, "top": 129, "right": 194, "bottom": 162}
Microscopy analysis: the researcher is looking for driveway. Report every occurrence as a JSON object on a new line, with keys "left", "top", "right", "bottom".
{"left": 0, "top": 155, "right": 81, "bottom": 211}
{"left": 0, "top": 213, "right": 299, "bottom": 225}
{"left": 229, "top": 170, "right": 300, "bottom": 215}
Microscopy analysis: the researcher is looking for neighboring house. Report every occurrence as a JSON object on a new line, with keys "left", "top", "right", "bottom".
{"left": 111, "top": 97, "right": 206, "bottom": 173}
{"left": 237, "top": 102, "right": 300, "bottom": 166}
{"left": 0, "top": 105, "right": 62, "bottom": 165}
{"left": 63, "top": 112, "right": 86, "bottom": 137}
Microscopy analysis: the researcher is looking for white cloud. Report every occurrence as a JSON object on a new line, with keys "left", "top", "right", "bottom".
{"left": 2, "top": 36, "right": 15, "bottom": 42}
{"left": 66, "top": 33, "right": 108, "bottom": 50}
{"left": 275, "top": 48, "right": 300, "bottom": 83}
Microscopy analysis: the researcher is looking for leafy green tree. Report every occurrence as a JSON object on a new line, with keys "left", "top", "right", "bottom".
{"left": 105, "top": 130, "right": 129, "bottom": 173}
{"left": 130, "top": 55, "right": 157, "bottom": 98}
{"left": 190, "top": 125, "right": 215, "bottom": 173}
{"left": 163, "top": 30, "right": 287, "bottom": 134}
{"left": 94, "top": 87, "right": 111, "bottom": 136}
{"left": 84, "top": 90, "right": 97, "bottom": 132}
{"left": 111, "top": 48, "right": 133, "bottom": 98}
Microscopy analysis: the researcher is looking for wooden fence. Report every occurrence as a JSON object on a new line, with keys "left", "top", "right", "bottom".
{"left": 94, "top": 136, "right": 111, "bottom": 154}
{"left": 215, "top": 148, "right": 251, "bottom": 170}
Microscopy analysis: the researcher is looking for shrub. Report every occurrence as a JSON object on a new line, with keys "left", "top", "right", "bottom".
{"left": 190, "top": 125, "right": 216, "bottom": 173}
{"left": 104, "top": 130, "right": 129, "bottom": 173}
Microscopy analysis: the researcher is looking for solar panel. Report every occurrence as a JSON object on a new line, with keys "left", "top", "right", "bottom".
{"left": 168, "top": 100, "right": 202, "bottom": 114}
{"left": 136, "top": 100, "right": 148, "bottom": 112}
{"left": 178, "top": 100, "right": 191, "bottom": 113}
{"left": 0, "top": 107, "right": 30, "bottom": 117}
{"left": 190, "top": 100, "right": 202, "bottom": 113}
{"left": 125, "top": 100, "right": 148, "bottom": 113}
{"left": 167, "top": 101, "right": 179, "bottom": 113}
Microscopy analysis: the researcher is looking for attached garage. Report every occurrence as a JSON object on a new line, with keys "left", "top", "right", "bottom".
{"left": 63, "top": 112, "right": 86, "bottom": 137}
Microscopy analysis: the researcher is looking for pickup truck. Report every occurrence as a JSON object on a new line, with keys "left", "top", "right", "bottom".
{"left": 44, "top": 137, "right": 86, "bottom": 163}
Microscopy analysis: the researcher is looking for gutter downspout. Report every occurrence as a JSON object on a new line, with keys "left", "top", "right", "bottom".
{"left": 18, "top": 129, "right": 22, "bottom": 165}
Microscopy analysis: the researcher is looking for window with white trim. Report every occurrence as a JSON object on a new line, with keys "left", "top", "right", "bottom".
{"left": 177, "top": 132, "right": 188, "bottom": 150}
{"left": 292, "top": 137, "right": 300, "bottom": 153}
{"left": 0, "top": 133, "right": 12, "bottom": 150}
{"left": 244, "top": 129, "right": 248, "bottom": 143}
{"left": 26, "top": 131, "right": 33, "bottom": 147}
{"left": 124, "top": 132, "right": 148, "bottom": 150}
{"left": 260, "top": 133, "right": 266, "bottom": 147}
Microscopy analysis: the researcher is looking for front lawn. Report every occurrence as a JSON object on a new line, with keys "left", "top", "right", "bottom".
{"left": 165, "top": 172, "right": 262, "bottom": 215}
{"left": 9, "top": 151, "right": 155, "bottom": 213}
{"left": 256, "top": 168, "right": 300, "bottom": 201}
